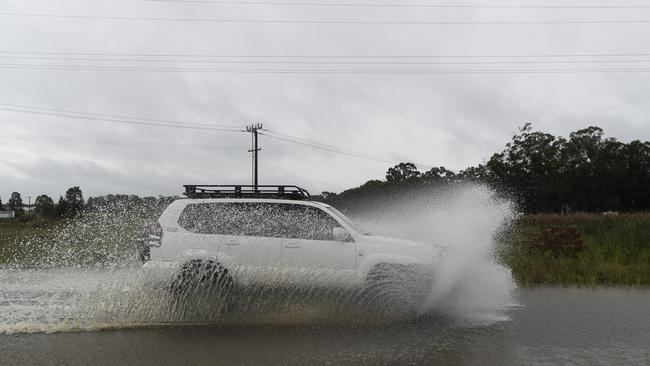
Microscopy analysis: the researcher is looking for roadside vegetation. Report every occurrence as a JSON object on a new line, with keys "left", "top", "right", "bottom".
{"left": 0, "top": 191, "right": 173, "bottom": 268}
{"left": 501, "top": 213, "right": 650, "bottom": 286}
{"left": 0, "top": 219, "right": 59, "bottom": 265}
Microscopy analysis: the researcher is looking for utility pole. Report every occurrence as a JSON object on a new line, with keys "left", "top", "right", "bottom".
{"left": 246, "top": 123, "right": 263, "bottom": 191}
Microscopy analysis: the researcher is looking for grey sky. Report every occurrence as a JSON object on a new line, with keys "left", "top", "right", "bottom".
{"left": 1, "top": 0, "right": 650, "bottom": 201}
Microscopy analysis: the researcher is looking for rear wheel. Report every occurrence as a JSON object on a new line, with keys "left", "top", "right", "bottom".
{"left": 170, "top": 260, "right": 235, "bottom": 298}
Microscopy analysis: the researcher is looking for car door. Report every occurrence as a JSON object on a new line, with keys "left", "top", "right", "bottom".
{"left": 280, "top": 205, "right": 357, "bottom": 287}
{"left": 214, "top": 202, "right": 283, "bottom": 285}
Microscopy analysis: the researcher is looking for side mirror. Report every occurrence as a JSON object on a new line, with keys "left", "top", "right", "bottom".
{"left": 333, "top": 227, "right": 353, "bottom": 242}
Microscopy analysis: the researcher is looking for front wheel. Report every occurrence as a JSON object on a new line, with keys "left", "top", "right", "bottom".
{"left": 364, "top": 263, "right": 432, "bottom": 316}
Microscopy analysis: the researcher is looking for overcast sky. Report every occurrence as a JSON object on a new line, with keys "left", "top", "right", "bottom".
{"left": 1, "top": 0, "right": 650, "bottom": 202}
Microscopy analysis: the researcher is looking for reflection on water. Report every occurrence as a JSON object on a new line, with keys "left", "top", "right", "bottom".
{"left": 1, "top": 286, "right": 648, "bottom": 365}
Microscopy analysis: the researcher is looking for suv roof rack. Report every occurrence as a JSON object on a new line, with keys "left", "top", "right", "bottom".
{"left": 183, "top": 185, "right": 311, "bottom": 200}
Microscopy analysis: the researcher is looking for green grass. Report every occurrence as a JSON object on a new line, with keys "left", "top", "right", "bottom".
{"left": 0, "top": 219, "right": 61, "bottom": 265}
{"left": 500, "top": 213, "right": 650, "bottom": 286}
{"left": 0, "top": 206, "right": 158, "bottom": 268}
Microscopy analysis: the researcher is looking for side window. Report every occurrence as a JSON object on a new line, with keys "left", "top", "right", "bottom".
{"left": 299, "top": 206, "right": 342, "bottom": 241}
{"left": 178, "top": 203, "right": 214, "bottom": 234}
{"left": 273, "top": 205, "right": 342, "bottom": 241}
{"left": 178, "top": 203, "right": 251, "bottom": 235}
{"left": 178, "top": 202, "right": 342, "bottom": 240}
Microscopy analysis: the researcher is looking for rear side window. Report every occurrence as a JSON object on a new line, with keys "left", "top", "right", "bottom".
{"left": 178, "top": 202, "right": 342, "bottom": 240}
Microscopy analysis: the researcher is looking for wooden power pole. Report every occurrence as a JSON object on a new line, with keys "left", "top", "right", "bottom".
{"left": 246, "top": 123, "right": 263, "bottom": 191}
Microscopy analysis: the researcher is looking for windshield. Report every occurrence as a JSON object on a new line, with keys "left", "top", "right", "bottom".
{"left": 325, "top": 207, "right": 372, "bottom": 235}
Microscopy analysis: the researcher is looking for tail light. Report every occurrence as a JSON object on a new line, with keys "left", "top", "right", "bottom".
{"left": 139, "top": 222, "right": 163, "bottom": 262}
{"left": 144, "top": 222, "right": 163, "bottom": 247}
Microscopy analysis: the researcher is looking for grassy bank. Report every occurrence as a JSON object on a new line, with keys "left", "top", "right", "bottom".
{"left": 0, "top": 219, "right": 60, "bottom": 265}
{"left": 0, "top": 215, "right": 143, "bottom": 268}
{"left": 501, "top": 213, "right": 650, "bottom": 286}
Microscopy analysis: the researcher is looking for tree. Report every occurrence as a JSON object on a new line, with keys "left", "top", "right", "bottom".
{"left": 0, "top": 196, "right": 3, "bottom": 210}
{"left": 422, "top": 166, "right": 455, "bottom": 183}
{"left": 64, "top": 186, "right": 84, "bottom": 218}
{"left": 55, "top": 196, "right": 69, "bottom": 219}
{"left": 484, "top": 123, "right": 580, "bottom": 212}
{"left": 612, "top": 139, "right": 650, "bottom": 211}
{"left": 458, "top": 164, "right": 488, "bottom": 182}
{"left": 7, "top": 192, "right": 23, "bottom": 214}
{"left": 561, "top": 126, "right": 605, "bottom": 211}
{"left": 320, "top": 191, "right": 337, "bottom": 200}
{"left": 325, "top": 123, "right": 650, "bottom": 214}
{"left": 34, "top": 194, "right": 56, "bottom": 219}
{"left": 386, "top": 162, "right": 421, "bottom": 182}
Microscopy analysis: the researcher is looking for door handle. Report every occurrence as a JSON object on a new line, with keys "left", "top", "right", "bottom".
{"left": 225, "top": 242, "right": 240, "bottom": 246}
{"left": 284, "top": 244, "right": 300, "bottom": 249}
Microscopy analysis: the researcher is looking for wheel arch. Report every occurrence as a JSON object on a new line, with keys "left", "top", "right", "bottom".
{"left": 358, "top": 254, "right": 430, "bottom": 281}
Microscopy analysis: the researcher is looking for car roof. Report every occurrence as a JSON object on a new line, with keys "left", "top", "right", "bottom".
{"left": 173, "top": 198, "right": 332, "bottom": 208}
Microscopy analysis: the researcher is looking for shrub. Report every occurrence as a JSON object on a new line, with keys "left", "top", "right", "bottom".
{"left": 531, "top": 227, "right": 584, "bottom": 257}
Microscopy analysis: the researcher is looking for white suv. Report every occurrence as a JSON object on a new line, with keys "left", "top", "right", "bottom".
{"left": 141, "top": 185, "right": 443, "bottom": 299}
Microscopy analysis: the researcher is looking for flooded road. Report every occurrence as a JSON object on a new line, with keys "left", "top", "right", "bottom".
{"left": 1, "top": 286, "right": 648, "bottom": 365}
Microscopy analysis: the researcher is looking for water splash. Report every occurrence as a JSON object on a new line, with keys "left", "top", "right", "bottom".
{"left": 358, "top": 184, "right": 520, "bottom": 324}
{"left": 2, "top": 197, "right": 168, "bottom": 269}
{"left": 0, "top": 267, "right": 413, "bottom": 334}
{"left": 0, "top": 184, "right": 519, "bottom": 333}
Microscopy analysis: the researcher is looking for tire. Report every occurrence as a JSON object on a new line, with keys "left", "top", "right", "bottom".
{"left": 364, "top": 263, "right": 430, "bottom": 316}
{"left": 170, "top": 260, "right": 235, "bottom": 298}
{"left": 137, "top": 240, "right": 150, "bottom": 262}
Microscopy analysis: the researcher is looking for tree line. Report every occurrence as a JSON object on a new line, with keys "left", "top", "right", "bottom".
{"left": 2, "top": 124, "right": 648, "bottom": 217}
{"left": 0, "top": 187, "right": 85, "bottom": 220}
{"left": 320, "top": 124, "right": 650, "bottom": 214}
{"left": 0, "top": 188, "right": 179, "bottom": 221}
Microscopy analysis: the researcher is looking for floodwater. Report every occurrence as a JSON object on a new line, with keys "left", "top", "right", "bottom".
{"left": 0, "top": 273, "right": 648, "bottom": 365}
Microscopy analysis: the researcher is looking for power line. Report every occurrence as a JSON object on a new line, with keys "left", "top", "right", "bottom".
{"left": 0, "top": 104, "right": 429, "bottom": 171}
{"left": 263, "top": 129, "right": 393, "bottom": 162}
{"left": 261, "top": 130, "right": 433, "bottom": 170}
{"left": 5, "top": 135, "right": 382, "bottom": 175}
{"left": 1, "top": 103, "right": 434, "bottom": 174}
{"left": 5, "top": 135, "right": 243, "bottom": 150}
{"left": 0, "top": 104, "right": 243, "bottom": 132}
{"left": 4, "top": 63, "right": 650, "bottom": 74}
{"left": 4, "top": 12, "right": 650, "bottom": 25}
{"left": 4, "top": 51, "right": 650, "bottom": 59}
{"left": 0, "top": 103, "right": 434, "bottom": 170}
{"left": 262, "top": 132, "right": 398, "bottom": 164}
{"left": 7, "top": 55, "right": 650, "bottom": 65}
{"left": 265, "top": 149, "right": 382, "bottom": 175}
{"left": 0, "top": 102, "right": 240, "bottom": 129}
{"left": 139, "top": 0, "right": 650, "bottom": 9}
